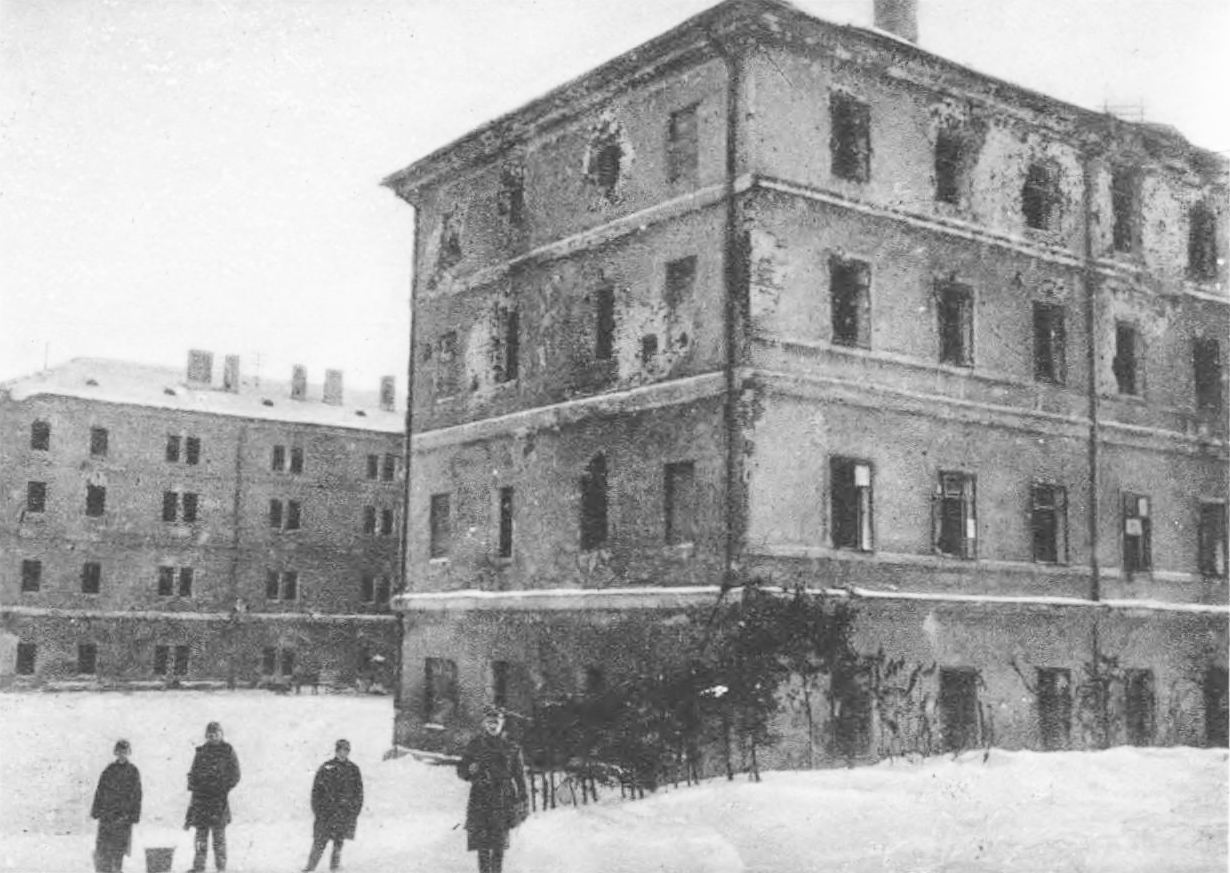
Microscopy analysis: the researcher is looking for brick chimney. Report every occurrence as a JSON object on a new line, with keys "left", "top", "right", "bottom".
{"left": 187, "top": 350, "right": 213, "bottom": 385}
{"left": 222, "top": 355, "right": 241, "bottom": 393}
{"left": 874, "top": 0, "right": 918, "bottom": 42}
{"left": 291, "top": 365, "right": 308, "bottom": 400}
{"left": 379, "top": 376, "right": 396, "bottom": 412}
{"left": 323, "top": 369, "right": 344, "bottom": 406}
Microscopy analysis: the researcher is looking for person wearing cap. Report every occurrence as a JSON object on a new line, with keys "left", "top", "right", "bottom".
{"left": 302, "top": 740, "right": 364, "bottom": 872}
{"left": 91, "top": 739, "right": 142, "bottom": 872}
{"left": 184, "top": 721, "right": 241, "bottom": 872}
{"left": 456, "top": 706, "right": 528, "bottom": 873}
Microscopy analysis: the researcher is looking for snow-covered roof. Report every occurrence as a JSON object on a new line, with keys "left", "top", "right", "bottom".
{"left": 1, "top": 358, "right": 404, "bottom": 435}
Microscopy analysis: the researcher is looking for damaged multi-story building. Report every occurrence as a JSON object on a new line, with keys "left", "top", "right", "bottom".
{"left": 0, "top": 353, "right": 402, "bottom": 688}
{"left": 382, "top": 0, "right": 1228, "bottom": 758}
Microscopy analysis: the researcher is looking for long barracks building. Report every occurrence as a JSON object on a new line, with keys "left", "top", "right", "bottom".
{"left": 383, "top": 0, "right": 1228, "bottom": 758}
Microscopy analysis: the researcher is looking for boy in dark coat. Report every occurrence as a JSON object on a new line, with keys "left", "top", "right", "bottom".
{"left": 302, "top": 739, "right": 364, "bottom": 872}
{"left": 91, "top": 739, "right": 142, "bottom": 873}
{"left": 184, "top": 721, "right": 241, "bottom": 872}
{"left": 457, "top": 707, "right": 527, "bottom": 873}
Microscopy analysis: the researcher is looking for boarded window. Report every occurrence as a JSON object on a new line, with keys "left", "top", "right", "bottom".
{"left": 90, "top": 427, "right": 109, "bottom": 457}
{"left": 1037, "top": 668, "right": 1072, "bottom": 751}
{"left": 1113, "top": 322, "right": 1140, "bottom": 395}
{"left": 16, "top": 642, "right": 36, "bottom": 675}
{"left": 666, "top": 103, "right": 699, "bottom": 185}
{"left": 85, "top": 484, "right": 106, "bottom": 517}
{"left": 1188, "top": 202, "right": 1219, "bottom": 281}
{"left": 1032, "top": 303, "right": 1066, "bottom": 384}
{"left": 934, "top": 472, "right": 976, "bottom": 559}
{"left": 26, "top": 481, "right": 46, "bottom": 513}
{"left": 31, "top": 420, "right": 50, "bottom": 451}
{"left": 1022, "top": 161, "right": 1060, "bottom": 231}
{"left": 664, "top": 461, "right": 697, "bottom": 546}
{"left": 21, "top": 559, "right": 41, "bottom": 593}
{"left": 1111, "top": 167, "right": 1137, "bottom": 253}
{"left": 934, "top": 128, "right": 967, "bottom": 205}
{"left": 830, "top": 92, "right": 871, "bottom": 182}
{"left": 939, "top": 668, "right": 979, "bottom": 753}
{"left": 430, "top": 494, "right": 451, "bottom": 558}
{"left": 498, "top": 486, "right": 514, "bottom": 558}
{"left": 665, "top": 256, "right": 696, "bottom": 309}
{"left": 424, "top": 657, "right": 459, "bottom": 723}
{"left": 830, "top": 257, "right": 871, "bottom": 348}
{"left": 1198, "top": 502, "right": 1227, "bottom": 579}
{"left": 936, "top": 281, "right": 973, "bottom": 366}
{"left": 1031, "top": 484, "right": 1067, "bottom": 564}
{"left": 580, "top": 454, "right": 609, "bottom": 551}
{"left": 78, "top": 643, "right": 97, "bottom": 675}
{"left": 595, "top": 286, "right": 616, "bottom": 361}
{"left": 831, "top": 457, "right": 873, "bottom": 551}
{"left": 1122, "top": 493, "right": 1152, "bottom": 573}
{"left": 81, "top": 562, "right": 101, "bottom": 595}
{"left": 1125, "top": 669, "right": 1155, "bottom": 746}
{"left": 1194, "top": 338, "right": 1222, "bottom": 412}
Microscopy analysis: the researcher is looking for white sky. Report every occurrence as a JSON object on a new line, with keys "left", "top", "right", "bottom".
{"left": 2, "top": 0, "right": 1227, "bottom": 389}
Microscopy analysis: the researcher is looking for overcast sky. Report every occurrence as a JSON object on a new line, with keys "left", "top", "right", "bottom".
{"left": 2, "top": 0, "right": 1226, "bottom": 389}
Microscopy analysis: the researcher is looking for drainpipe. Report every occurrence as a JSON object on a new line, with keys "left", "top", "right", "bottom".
{"left": 1081, "top": 153, "right": 1102, "bottom": 604}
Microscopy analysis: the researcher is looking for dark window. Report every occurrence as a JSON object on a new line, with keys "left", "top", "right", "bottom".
{"left": 1022, "top": 161, "right": 1059, "bottom": 231}
{"left": 936, "top": 282, "right": 973, "bottom": 366}
{"left": 185, "top": 437, "right": 200, "bottom": 465}
{"left": 89, "top": 427, "right": 109, "bottom": 458}
{"left": 591, "top": 136, "right": 622, "bottom": 198}
{"left": 21, "top": 559, "right": 41, "bottom": 593}
{"left": 1204, "top": 667, "right": 1228, "bottom": 747}
{"left": 831, "top": 457, "right": 873, "bottom": 551}
{"left": 424, "top": 657, "right": 459, "bottom": 723}
{"left": 1125, "top": 669, "right": 1155, "bottom": 746}
{"left": 665, "top": 256, "right": 697, "bottom": 309}
{"left": 85, "top": 484, "right": 106, "bottom": 517}
{"left": 81, "top": 562, "right": 101, "bottom": 595}
{"left": 366, "top": 454, "right": 379, "bottom": 480}
{"left": 265, "top": 570, "right": 296, "bottom": 601}
{"left": 382, "top": 453, "right": 397, "bottom": 481}
{"left": 1188, "top": 202, "right": 1218, "bottom": 281}
{"left": 1122, "top": 493, "right": 1152, "bottom": 573}
{"left": 173, "top": 645, "right": 189, "bottom": 676}
{"left": 266, "top": 570, "right": 280, "bottom": 600}
{"left": 1194, "top": 338, "right": 1222, "bottom": 412}
{"left": 283, "top": 571, "right": 298, "bottom": 600}
{"left": 26, "top": 482, "right": 46, "bottom": 513}
{"left": 830, "top": 257, "right": 871, "bottom": 348}
{"left": 830, "top": 92, "right": 871, "bottom": 183}
{"left": 262, "top": 647, "right": 277, "bottom": 675}
{"left": 935, "top": 472, "right": 977, "bottom": 559}
{"left": 1113, "top": 323, "right": 1140, "bottom": 395}
{"left": 595, "top": 286, "right": 616, "bottom": 360}
{"left": 497, "top": 309, "right": 520, "bottom": 383}
{"left": 290, "top": 448, "right": 304, "bottom": 474}
{"left": 158, "top": 566, "right": 175, "bottom": 596}
{"left": 1033, "top": 303, "right": 1066, "bottom": 384}
{"left": 665, "top": 461, "right": 697, "bottom": 546}
{"left": 360, "top": 574, "right": 375, "bottom": 603}
{"left": 272, "top": 445, "right": 286, "bottom": 471}
{"left": 1031, "top": 484, "right": 1067, "bottom": 564}
{"left": 498, "top": 486, "right": 514, "bottom": 558}
{"left": 154, "top": 645, "right": 169, "bottom": 676}
{"left": 269, "top": 499, "right": 283, "bottom": 529}
{"left": 78, "top": 643, "right": 97, "bottom": 675}
{"left": 1037, "top": 667, "right": 1072, "bottom": 751}
{"left": 497, "top": 165, "right": 525, "bottom": 226}
{"left": 376, "top": 576, "right": 391, "bottom": 606}
{"left": 182, "top": 492, "right": 198, "bottom": 523}
{"left": 429, "top": 495, "right": 451, "bottom": 558}
{"left": 16, "top": 642, "right": 36, "bottom": 675}
{"left": 1111, "top": 167, "right": 1137, "bottom": 253}
{"left": 380, "top": 508, "right": 394, "bottom": 536}
{"left": 31, "top": 420, "right": 50, "bottom": 451}
{"left": 580, "top": 454, "right": 609, "bottom": 551}
{"left": 939, "top": 667, "right": 980, "bottom": 753}
{"left": 585, "top": 666, "right": 606, "bottom": 695}
{"left": 666, "top": 103, "right": 699, "bottom": 185}
{"left": 363, "top": 506, "right": 377, "bottom": 535}
{"left": 934, "top": 128, "right": 967, "bottom": 205}
{"left": 1198, "top": 502, "right": 1227, "bottom": 579}
{"left": 166, "top": 435, "right": 181, "bottom": 463}
{"left": 491, "top": 660, "right": 510, "bottom": 709}
{"left": 286, "top": 501, "right": 301, "bottom": 531}
{"left": 178, "top": 567, "right": 193, "bottom": 597}
{"left": 280, "top": 649, "right": 296, "bottom": 676}
{"left": 641, "top": 335, "right": 658, "bottom": 362}
{"left": 162, "top": 491, "right": 178, "bottom": 522}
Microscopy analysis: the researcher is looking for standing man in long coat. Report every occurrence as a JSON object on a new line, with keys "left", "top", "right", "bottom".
{"left": 184, "top": 721, "right": 241, "bottom": 872}
{"left": 302, "top": 739, "right": 364, "bottom": 872}
{"left": 91, "top": 739, "right": 142, "bottom": 873}
{"left": 457, "top": 707, "right": 528, "bottom": 873}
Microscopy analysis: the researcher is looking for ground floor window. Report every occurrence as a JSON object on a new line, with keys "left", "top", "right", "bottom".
{"left": 1036, "top": 667, "right": 1072, "bottom": 751}
{"left": 424, "top": 657, "right": 459, "bottom": 724}
{"left": 939, "top": 667, "right": 980, "bottom": 752}
{"left": 262, "top": 647, "right": 295, "bottom": 677}
{"left": 1124, "top": 669, "right": 1155, "bottom": 747}
{"left": 1205, "top": 667, "right": 1228, "bottom": 748}
{"left": 78, "top": 643, "right": 97, "bottom": 675}
{"left": 16, "top": 643, "right": 36, "bottom": 675}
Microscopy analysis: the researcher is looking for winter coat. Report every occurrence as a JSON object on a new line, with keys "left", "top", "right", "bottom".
{"left": 92, "top": 760, "right": 142, "bottom": 861}
{"left": 456, "top": 733, "right": 527, "bottom": 852}
{"left": 185, "top": 741, "right": 241, "bottom": 828}
{"left": 311, "top": 757, "right": 364, "bottom": 841}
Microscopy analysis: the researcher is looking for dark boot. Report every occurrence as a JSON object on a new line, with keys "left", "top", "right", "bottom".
{"left": 329, "top": 840, "right": 343, "bottom": 871}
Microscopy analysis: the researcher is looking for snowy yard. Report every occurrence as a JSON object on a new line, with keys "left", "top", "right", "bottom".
{"left": 0, "top": 690, "right": 1224, "bottom": 873}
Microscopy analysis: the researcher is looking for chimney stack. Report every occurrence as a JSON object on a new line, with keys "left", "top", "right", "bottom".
{"left": 291, "top": 365, "right": 308, "bottom": 400}
{"left": 187, "top": 350, "right": 214, "bottom": 385}
{"left": 379, "top": 376, "right": 396, "bottom": 412}
{"left": 323, "top": 369, "right": 344, "bottom": 406}
{"left": 223, "top": 355, "right": 241, "bottom": 393}
{"left": 874, "top": 0, "right": 918, "bottom": 42}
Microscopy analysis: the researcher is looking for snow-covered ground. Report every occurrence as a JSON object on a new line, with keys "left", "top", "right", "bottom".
{"left": 1, "top": 691, "right": 1224, "bottom": 873}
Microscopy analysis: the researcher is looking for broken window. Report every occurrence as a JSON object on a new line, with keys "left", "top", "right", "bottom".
{"left": 595, "top": 286, "right": 616, "bottom": 361}
{"left": 1032, "top": 303, "right": 1066, "bottom": 384}
{"left": 85, "top": 484, "right": 106, "bottom": 517}
{"left": 665, "top": 256, "right": 696, "bottom": 309}
{"left": 496, "top": 308, "right": 520, "bottom": 383}
{"left": 831, "top": 457, "right": 873, "bottom": 551}
{"left": 666, "top": 103, "right": 699, "bottom": 185}
{"left": 89, "top": 427, "right": 108, "bottom": 458}
{"left": 26, "top": 481, "right": 46, "bottom": 513}
{"left": 939, "top": 667, "right": 979, "bottom": 753}
{"left": 1036, "top": 667, "right": 1072, "bottom": 751}
{"left": 424, "top": 657, "right": 459, "bottom": 723}
{"left": 936, "top": 281, "right": 973, "bottom": 367}
{"left": 81, "top": 561, "right": 101, "bottom": 595}
{"left": 78, "top": 643, "right": 97, "bottom": 675}
{"left": 430, "top": 494, "right": 451, "bottom": 558}
{"left": 1022, "top": 161, "right": 1060, "bottom": 231}
{"left": 1113, "top": 322, "right": 1140, "bottom": 396}
{"left": 1124, "top": 669, "right": 1155, "bottom": 746}
{"left": 30, "top": 420, "right": 50, "bottom": 451}
{"left": 934, "top": 471, "right": 976, "bottom": 559}
{"left": 497, "top": 165, "right": 525, "bottom": 226}
{"left": 830, "top": 92, "right": 871, "bottom": 183}
{"left": 1194, "top": 338, "right": 1222, "bottom": 412}
{"left": 1111, "top": 167, "right": 1138, "bottom": 253}
{"left": 498, "top": 486, "right": 514, "bottom": 558}
{"left": 664, "top": 460, "right": 697, "bottom": 546}
{"left": 16, "top": 642, "right": 36, "bottom": 675}
{"left": 580, "top": 454, "right": 609, "bottom": 551}
{"left": 830, "top": 257, "right": 871, "bottom": 348}
{"left": 436, "top": 332, "right": 461, "bottom": 396}
{"left": 1204, "top": 667, "right": 1229, "bottom": 747}
{"left": 934, "top": 128, "right": 968, "bottom": 205}
{"left": 1122, "top": 492, "right": 1152, "bottom": 574}
{"left": 1198, "top": 502, "right": 1227, "bottom": 579}
{"left": 1188, "top": 202, "right": 1218, "bottom": 282}
{"left": 21, "top": 559, "right": 41, "bottom": 593}
{"left": 1030, "top": 483, "right": 1067, "bottom": 564}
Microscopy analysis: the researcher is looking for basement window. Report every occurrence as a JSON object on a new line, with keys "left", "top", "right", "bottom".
{"left": 830, "top": 92, "right": 871, "bottom": 183}
{"left": 1113, "top": 322, "right": 1141, "bottom": 396}
{"left": 1022, "top": 161, "right": 1060, "bottom": 231}
{"left": 936, "top": 281, "right": 973, "bottom": 367}
{"left": 830, "top": 457, "right": 873, "bottom": 551}
{"left": 1122, "top": 493, "right": 1152, "bottom": 574}
{"left": 580, "top": 454, "right": 609, "bottom": 551}
{"left": 1111, "top": 167, "right": 1138, "bottom": 253}
{"left": 1194, "top": 338, "right": 1222, "bottom": 412}
{"left": 664, "top": 460, "right": 697, "bottom": 546}
{"left": 1188, "top": 202, "right": 1218, "bottom": 281}
{"left": 1030, "top": 483, "right": 1067, "bottom": 564}
{"left": 429, "top": 494, "right": 451, "bottom": 558}
{"left": 934, "top": 128, "right": 969, "bottom": 205}
{"left": 1032, "top": 303, "right": 1066, "bottom": 385}
{"left": 934, "top": 471, "right": 976, "bottom": 559}
{"left": 1198, "top": 502, "right": 1227, "bottom": 579}
{"left": 830, "top": 257, "right": 871, "bottom": 348}
{"left": 666, "top": 103, "right": 699, "bottom": 185}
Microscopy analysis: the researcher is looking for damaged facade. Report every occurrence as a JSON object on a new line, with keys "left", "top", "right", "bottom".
{"left": 383, "top": 0, "right": 1228, "bottom": 759}
{"left": 0, "top": 354, "right": 402, "bottom": 689}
